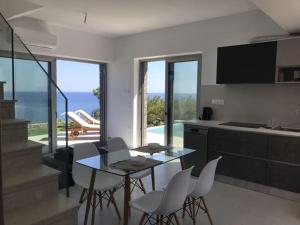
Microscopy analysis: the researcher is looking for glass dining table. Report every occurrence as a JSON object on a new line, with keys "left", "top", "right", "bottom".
{"left": 76, "top": 147, "right": 195, "bottom": 225}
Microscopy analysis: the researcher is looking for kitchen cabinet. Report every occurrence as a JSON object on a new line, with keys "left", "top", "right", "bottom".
{"left": 268, "top": 135, "right": 300, "bottom": 164}
{"left": 183, "top": 125, "right": 208, "bottom": 176}
{"left": 277, "top": 38, "right": 300, "bottom": 67}
{"left": 206, "top": 127, "right": 300, "bottom": 193}
{"left": 267, "top": 162, "right": 300, "bottom": 193}
{"left": 208, "top": 128, "right": 268, "bottom": 158}
{"left": 208, "top": 151, "right": 267, "bottom": 185}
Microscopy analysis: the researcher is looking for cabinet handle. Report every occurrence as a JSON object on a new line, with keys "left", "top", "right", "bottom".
{"left": 190, "top": 128, "right": 199, "bottom": 133}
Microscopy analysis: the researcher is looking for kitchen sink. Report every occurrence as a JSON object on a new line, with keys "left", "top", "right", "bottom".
{"left": 220, "top": 122, "right": 266, "bottom": 128}
{"left": 273, "top": 126, "right": 300, "bottom": 132}
{"left": 264, "top": 126, "right": 300, "bottom": 133}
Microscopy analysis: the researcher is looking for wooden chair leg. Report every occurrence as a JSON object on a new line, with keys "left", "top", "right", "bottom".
{"left": 166, "top": 215, "right": 172, "bottom": 225}
{"left": 139, "top": 213, "right": 147, "bottom": 225}
{"left": 139, "top": 179, "right": 146, "bottom": 194}
{"left": 160, "top": 215, "right": 163, "bottom": 225}
{"left": 192, "top": 198, "right": 196, "bottom": 225}
{"left": 109, "top": 190, "right": 121, "bottom": 220}
{"left": 182, "top": 199, "right": 187, "bottom": 218}
{"left": 174, "top": 213, "right": 180, "bottom": 225}
{"left": 187, "top": 197, "right": 192, "bottom": 218}
{"left": 79, "top": 188, "right": 87, "bottom": 204}
{"left": 98, "top": 191, "right": 103, "bottom": 210}
{"left": 201, "top": 197, "right": 213, "bottom": 225}
{"left": 91, "top": 191, "right": 97, "bottom": 225}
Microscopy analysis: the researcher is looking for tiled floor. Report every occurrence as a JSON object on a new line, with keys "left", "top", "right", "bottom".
{"left": 68, "top": 160, "right": 300, "bottom": 225}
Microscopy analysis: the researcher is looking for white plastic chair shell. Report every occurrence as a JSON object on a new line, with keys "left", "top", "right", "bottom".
{"left": 72, "top": 142, "right": 123, "bottom": 191}
{"left": 154, "top": 166, "right": 193, "bottom": 215}
{"left": 130, "top": 167, "right": 193, "bottom": 215}
{"left": 190, "top": 156, "right": 222, "bottom": 198}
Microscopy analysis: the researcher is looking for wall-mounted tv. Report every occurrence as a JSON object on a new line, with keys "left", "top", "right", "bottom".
{"left": 217, "top": 41, "right": 277, "bottom": 84}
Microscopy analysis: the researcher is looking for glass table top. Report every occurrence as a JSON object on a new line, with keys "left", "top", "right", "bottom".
{"left": 76, "top": 147, "right": 195, "bottom": 176}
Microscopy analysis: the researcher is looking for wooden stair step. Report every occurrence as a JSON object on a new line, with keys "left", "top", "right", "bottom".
{"left": 4, "top": 194, "right": 79, "bottom": 225}
{"left": 0, "top": 119, "right": 29, "bottom": 146}
{"left": 2, "top": 140, "right": 43, "bottom": 178}
{"left": 0, "top": 100, "right": 16, "bottom": 120}
{"left": 3, "top": 165, "right": 60, "bottom": 212}
{"left": 3, "top": 165, "right": 59, "bottom": 193}
{"left": 0, "top": 81, "right": 6, "bottom": 100}
{"left": 1, "top": 139, "right": 43, "bottom": 153}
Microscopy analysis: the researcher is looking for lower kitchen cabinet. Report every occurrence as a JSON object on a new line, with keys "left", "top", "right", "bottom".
{"left": 183, "top": 125, "right": 208, "bottom": 176}
{"left": 208, "top": 151, "right": 267, "bottom": 185}
{"left": 268, "top": 135, "right": 300, "bottom": 164}
{"left": 206, "top": 127, "right": 300, "bottom": 193}
{"left": 208, "top": 128, "right": 268, "bottom": 158}
{"left": 267, "top": 162, "right": 300, "bottom": 193}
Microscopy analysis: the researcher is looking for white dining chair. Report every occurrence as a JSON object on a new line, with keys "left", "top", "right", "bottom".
{"left": 130, "top": 166, "right": 193, "bottom": 225}
{"left": 72, "top": 142, "right": 123, "bottom": 224}
{"left": 183, "top": 156, "right": 222, "bottom": 225}
{"left": 107, "top": 137, "right": 152, "bottom": 194}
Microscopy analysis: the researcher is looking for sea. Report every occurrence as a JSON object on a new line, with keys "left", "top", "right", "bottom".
{"left": 12, "top": 92, "right": 99, "bottom": 123}
{"left": 10, "top": 92, "right": 196, "bottom": 123}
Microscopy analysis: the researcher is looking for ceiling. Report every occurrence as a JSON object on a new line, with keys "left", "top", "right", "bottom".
{"left": 0, "top": 0, "right": 257, "bottom": 37}
{"left": 250, "top": 0, "right": 300, "bottom": 34}
{"left": 2, "top": 0, "right": 300, "bottom": 37}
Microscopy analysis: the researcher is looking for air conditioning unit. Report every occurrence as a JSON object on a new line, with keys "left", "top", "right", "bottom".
{"left": 14, "top": 26, "right": 57, "bottom": 50}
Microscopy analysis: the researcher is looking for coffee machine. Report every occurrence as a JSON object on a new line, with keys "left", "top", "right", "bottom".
{"left": 201, "top": 107, "right": 213, "bottom": 120}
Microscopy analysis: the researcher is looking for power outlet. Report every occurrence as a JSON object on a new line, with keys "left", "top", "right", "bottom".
{"left": 212, "top": 99, "right": 224, "bottom": 105}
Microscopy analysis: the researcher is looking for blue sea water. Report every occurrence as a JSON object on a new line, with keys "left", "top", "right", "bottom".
{"left": 57, "top": 92, "right": 99, "bottom": 119}
{"left": 12, "top": 91, "right": 99, "bottom": 123}
{"left": 11, "top": 92, "right": 196, "bottom": 123}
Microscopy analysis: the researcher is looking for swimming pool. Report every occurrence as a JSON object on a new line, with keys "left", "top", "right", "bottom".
{"left": 147, "top": 123, "right": 183, "bottom": 138}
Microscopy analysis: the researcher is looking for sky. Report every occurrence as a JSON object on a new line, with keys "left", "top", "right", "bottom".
{"left": 0, "top": 58, "right": 100, "bottom": 93}
{"left": 57, "top": 60, "right": 100, "bottom": 92}
{"left": 147, "top": 60, "right": 198, "bottom": 94}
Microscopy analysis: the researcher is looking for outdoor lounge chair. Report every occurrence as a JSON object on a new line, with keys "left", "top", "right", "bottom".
{"left": 66, "top": 111, "right": 100, "bottom": 139}
{"left": 75, "top": 109, "right": 100, "bottom": 125}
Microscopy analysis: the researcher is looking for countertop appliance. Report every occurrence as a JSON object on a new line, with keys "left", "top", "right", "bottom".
{"left": 201, "top": 107, "right": 213, "bottom": 120}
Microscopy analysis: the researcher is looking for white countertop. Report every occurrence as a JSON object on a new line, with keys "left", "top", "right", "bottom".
{"left": 184, "top": 120, "right": 300, "bottom": 138}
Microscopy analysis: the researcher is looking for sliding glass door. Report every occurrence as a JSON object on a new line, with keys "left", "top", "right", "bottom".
{"left": 141, "top": 56, "right": 201, "bottom": 147}
{"left": 142, "top": 60, "right": 166, "bottom": 145}
{"left": 167, "top": 60, "right": 199, "bottom": 147}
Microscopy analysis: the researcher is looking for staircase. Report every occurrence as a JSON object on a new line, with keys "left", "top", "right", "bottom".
{"left": 0, "top": 82, "right": 79, "bottom": 225}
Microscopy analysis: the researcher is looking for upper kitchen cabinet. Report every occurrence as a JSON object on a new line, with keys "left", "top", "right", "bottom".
{"left": 277, "top": 38, "right": 300, "bottom": 66}
{"left": 216, "top": 42, "right": 277, "bottom": 84}
{"left": 276, "top": 38, "right": 300, "bottom": 83}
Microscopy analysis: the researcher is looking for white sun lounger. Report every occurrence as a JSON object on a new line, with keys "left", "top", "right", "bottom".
{"left": 66, "top": 111, "right": 100, "bottom": 139}
{"left": 75, "top": 109, "right": 100, "bottom": 125}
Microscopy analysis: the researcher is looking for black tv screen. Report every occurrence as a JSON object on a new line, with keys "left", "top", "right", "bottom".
{"left": 217, "top": 41, "right": 277, "bottom": 84}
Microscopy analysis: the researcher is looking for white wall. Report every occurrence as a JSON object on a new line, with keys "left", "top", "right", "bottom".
{"left": 10, "top": 18, "right": 113, "bottom": 62}
{"left": 108, "top": 10, "right": 287, "bottom": 146}
{"left": 32, "top": 25, "right": 113, "bottom": 62}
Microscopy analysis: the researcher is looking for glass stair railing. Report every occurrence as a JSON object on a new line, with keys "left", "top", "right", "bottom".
{"left": 0, "top": 12, "right": 70, "bottom": 224}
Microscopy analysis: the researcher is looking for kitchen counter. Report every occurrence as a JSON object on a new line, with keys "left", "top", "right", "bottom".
{"left": 184, "top": 120, "right": 300, "bottom": 138}
{"left": 184, "top": 119, "right": 300, "bottom": 194}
